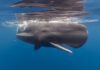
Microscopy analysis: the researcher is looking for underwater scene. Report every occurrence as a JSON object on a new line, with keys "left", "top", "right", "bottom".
{"left": 0, "top": 0, "right": 100, "bottom": 70}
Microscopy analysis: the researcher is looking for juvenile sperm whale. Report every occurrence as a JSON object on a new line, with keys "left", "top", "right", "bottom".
{"left": 16, "top": 14, "right": 88, "bottom": 53}
{"left": 14, "top": 0, "right": 88, "bottom": 53}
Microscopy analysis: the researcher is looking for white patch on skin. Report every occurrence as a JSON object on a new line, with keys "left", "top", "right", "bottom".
{"left": 17, "top": 16, "right": 82, "bottom": 33}
{"left": 17, "top": 20, "right": 28, "bottom": 32}
{"left": 50, "top": 42, "right": 73, "bottom": 54}
{"left": 23, "top": 17, "right": 81, "bottom": 24}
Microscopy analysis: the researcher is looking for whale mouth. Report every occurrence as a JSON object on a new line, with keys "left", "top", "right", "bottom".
{"left": 16, "top": 32, "right": 34, "bottom": 44}
{"left": 16, "top": 33, "right": 33, "bottom": 37}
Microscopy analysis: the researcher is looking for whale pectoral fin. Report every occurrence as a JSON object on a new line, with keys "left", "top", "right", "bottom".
{"left": 34, "top": 43, "right": 41, "bottom": 50}
{"left": 34, "top": 40, "right": 41, "bottom": 50}
{"left": 50, "top": 42, "right": 73, "bottom": 54}
{"left": 34, "top": 45, "right": 41, "bottom": 50}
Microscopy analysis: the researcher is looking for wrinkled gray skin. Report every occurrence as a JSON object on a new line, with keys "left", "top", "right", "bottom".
{"left": 16, "top": 23, "right": 88, "bottom": 50}
{"left": 14, "top": 0, "right": 87, "bottom": 51}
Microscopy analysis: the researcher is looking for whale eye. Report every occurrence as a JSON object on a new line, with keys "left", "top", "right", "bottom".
{"left": 42, "top": 30, "right": 48, "bottom": 33}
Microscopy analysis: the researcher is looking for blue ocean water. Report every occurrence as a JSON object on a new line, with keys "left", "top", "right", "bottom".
{"left": 0, "top": 0, "right": 100, "bottom": 70}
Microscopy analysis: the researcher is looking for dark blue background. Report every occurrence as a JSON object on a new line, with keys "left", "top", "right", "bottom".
{"left": 0, "top": 0, "right": 100, "bottom": 70}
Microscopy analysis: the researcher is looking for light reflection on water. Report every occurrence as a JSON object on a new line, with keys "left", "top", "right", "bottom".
{"left": 0, "top": 0, "right": 99, "bottom": 28}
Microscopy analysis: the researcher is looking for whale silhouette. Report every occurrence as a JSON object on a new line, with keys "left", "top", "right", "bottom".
{"left": 16, "top": 13, "right": 88, "bottom": 54}
{"left": 14, "top": 0, "right": 88, "bottom": 54}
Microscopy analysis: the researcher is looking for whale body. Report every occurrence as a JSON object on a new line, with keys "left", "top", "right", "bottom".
{"left": 14, "top": 0, "right": 87, "bottom": 53}
{"left": 16, "top": 17, "right": 88, "bottom": 53}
